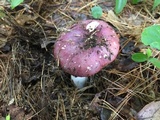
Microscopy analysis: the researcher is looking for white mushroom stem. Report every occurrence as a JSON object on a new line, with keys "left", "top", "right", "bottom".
{"left": 71, "top": 75, "right": 88, "bottom": 89}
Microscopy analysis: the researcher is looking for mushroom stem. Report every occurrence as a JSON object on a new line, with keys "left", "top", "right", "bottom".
{"left": 71, "top": 75, "right": 88, "bottom": 89}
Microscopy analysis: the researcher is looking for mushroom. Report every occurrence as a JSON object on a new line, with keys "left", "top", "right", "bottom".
{"left": 54, "top": 20, "right": 120, "bottom": 88}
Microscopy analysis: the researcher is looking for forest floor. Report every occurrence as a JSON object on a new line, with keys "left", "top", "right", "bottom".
{"left": 0, "top": 0, "right": 160, "bottom": 120}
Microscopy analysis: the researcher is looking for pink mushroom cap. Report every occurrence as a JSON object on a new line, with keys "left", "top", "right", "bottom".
{"left": 54, "top": 20, "right": 120, "bottom": 77}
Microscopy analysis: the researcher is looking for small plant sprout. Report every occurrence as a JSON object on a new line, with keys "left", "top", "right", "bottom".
{"left": 6, "top": 114, "right": 10, "bottom": 120}
{"left": 131, "top": 0, "right": 142, "bottom": 4}
{"left": 91, "top": 6, "right": 103, "bottom": 19}
{"left": 132, "top": 24, "right": 160, "bottom": 68}
{"left": 153, "top": 0, "right": 160, "bottom": 10}
{"left": 54, "top": 20, "right": 120, "bottom": 88}
{"left": 8, "top": 0, "right": 24, "bottom": 9}
{"left": 114, "top": 0, "right": 160, "bottom": 14}
{"left": 114, "top": 0, "right": 127, "bottom": 14}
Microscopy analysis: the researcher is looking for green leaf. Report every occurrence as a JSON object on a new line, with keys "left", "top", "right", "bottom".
{"left": 6, "top": 114, "right": 10, "bottom": 120}
{"left": 114, "top": 0, "right": 127, "bottom": 14}
{"left": 150, "top": 42, "right": 160, "bottom": 50}
{"left": 141, "top": 25, "right": 160, "bottom": 49}
{"left": 148, "top": 58, "right": 160, "bottom": 68}
{"left": 10, "top": 0, "right": 24, "bottom": 9}
{"left": 91, "top": 6, "right": 103, "bottom": 19}
{"left": 131, "top": 0, "right": 142, "bottom": 4}
{"left": 131, "top": 53, "right": 148, "bottom": 62}
{"left": 146, "top": 48, "right": 152, "bottom": 58}
{"left": 152, "top": 0, "right": 160, "bottom": 10}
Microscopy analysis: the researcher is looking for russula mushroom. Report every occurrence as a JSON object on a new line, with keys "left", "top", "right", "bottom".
{"left": 54, "top": 20, "right": 120, "bottom": 88}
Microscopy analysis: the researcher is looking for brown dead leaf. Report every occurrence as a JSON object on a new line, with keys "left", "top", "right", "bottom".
{"left": 8, "top": 105, "right": 33, "bottom": 120}
{"left": 0, "top": 25, "right": 12, "bottom": 48}
{"left": 15, "top": 14, "right": 37, "bottom": 26}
